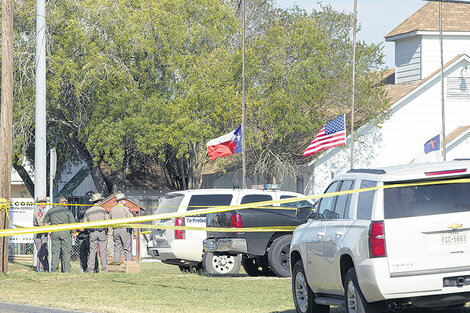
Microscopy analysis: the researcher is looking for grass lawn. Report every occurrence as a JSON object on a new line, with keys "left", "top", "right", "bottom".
{"left": 0, "top": 260, "right": 344, "bottom": 313}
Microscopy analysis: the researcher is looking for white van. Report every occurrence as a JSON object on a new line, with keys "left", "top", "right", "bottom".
{"left": 147, "top": 188, "right": 306, "bottom": 274}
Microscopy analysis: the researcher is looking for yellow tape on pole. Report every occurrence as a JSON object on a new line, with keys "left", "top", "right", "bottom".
{"left": 1, "top": 177, "right": 470, "bottom": 237}
{"left": 0, "top": 198, "right": 11, "bottom": 211}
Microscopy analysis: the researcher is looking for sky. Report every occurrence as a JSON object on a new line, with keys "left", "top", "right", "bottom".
{"left": 275, "top": 0, "right": 426, "bottom": 68}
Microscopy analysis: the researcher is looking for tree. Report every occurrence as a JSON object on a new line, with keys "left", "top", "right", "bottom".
{"left": 243, "top": 3, "right": 388, "bottom": 183}
{"left": 8, "top": 0, "right": 389, "bottom": 195}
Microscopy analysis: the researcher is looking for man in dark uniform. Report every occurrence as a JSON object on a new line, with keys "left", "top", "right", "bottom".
{"left": 33, "top": 197, "right": 48, "bottom": 272}
{"left": 77, "top": 215, "right": 98, "bottom": 273}
{"left": 83, "top": 193, "right": 110, "bottom": 272}
{"left": 43, "top": 197, "right": 76, "bottom": 272}
{"left": 109, "top": 193, "right": 133, "bottom": 262}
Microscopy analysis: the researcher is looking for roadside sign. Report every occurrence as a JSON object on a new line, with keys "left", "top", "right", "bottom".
{"left": 9, "top": 198, "right": 34, "bottom": 243}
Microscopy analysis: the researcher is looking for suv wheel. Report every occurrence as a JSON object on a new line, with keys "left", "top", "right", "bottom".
{"left": 242, "top": 255, "right": 274, "bottom": 276}
{"left": 292, "top": 260, "right": 329, "bottom": 313}
{"left": 203, "top": 252, "right": 241, "bottom": 275}
{"left": 345, "top": 268, "right": 381, "bottom": 313}
{"left": 268, "top": 235, "right": 292, "bottom": 277}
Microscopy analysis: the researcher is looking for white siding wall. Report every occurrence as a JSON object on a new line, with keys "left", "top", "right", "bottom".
{"left": 421, "top": 35, "right": 470, "bottom": 78}
{"left": 395, "top": 37, "right": 422, "bottom": 84}
{"left": 310, "top": 60, "right": 470, "bottom": 195}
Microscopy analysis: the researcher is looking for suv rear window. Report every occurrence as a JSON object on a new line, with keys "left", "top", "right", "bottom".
{"left": 241, "top": 194, "right": 272, "bottom": 204}
{"left": 156, "top": 194, "right": 184, "bottom": 214}
{"left": 384, "top": 178, "right": 470, "bottom": 219}
{"left": 357, "top": 180, "right": 377, "bottom": 220}
{"left": 188, "top": 194, "right": 233, "bottom": 210}
{"left": 280, "top": 195, "right": 311, "bottom": 209}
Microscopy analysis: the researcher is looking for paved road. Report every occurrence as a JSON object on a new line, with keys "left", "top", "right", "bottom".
{"left": 0, "top": 302, "right": 90, "bottom": 313}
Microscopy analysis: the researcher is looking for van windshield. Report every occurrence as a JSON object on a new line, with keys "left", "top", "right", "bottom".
{"left": 384, "top": 178, "right": 470, "bottom": 219}
{"left": 156, "top": 194, "right": 184, "bottom": 214}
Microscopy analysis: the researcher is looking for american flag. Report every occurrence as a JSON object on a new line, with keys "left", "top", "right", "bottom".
{"left": 303, "top": 114, "right": 346, "bottom": 157}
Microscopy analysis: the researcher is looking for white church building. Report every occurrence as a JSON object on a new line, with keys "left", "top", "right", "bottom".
{"left": 302, "top": 2, "right": 470, "bottom": 195}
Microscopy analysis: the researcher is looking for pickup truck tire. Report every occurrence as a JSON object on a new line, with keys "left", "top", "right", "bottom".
{"left": 268, "top": 234, "right": 292, "bottom": 277}
{"left": 292, "top": 260, "right": 329, "bottom": 313}
{"left": 345, "top": 268, "right": 380, "bottom": 313}
{"left": 203, "top": 252, "right": 241, "bottom": 275}
{"left": 242, "top": 255, "right": 274, "bottom": 276}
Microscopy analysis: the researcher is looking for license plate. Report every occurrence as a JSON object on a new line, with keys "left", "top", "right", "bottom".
{"left": 441, "top": 231, "right": 468, "bottom": 246}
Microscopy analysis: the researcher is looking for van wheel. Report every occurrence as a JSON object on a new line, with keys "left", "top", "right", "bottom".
{"left": 242, "top": 255, "right": 274, "bottom": 276}
{"left": 203, "top": 252, "right": 241, "bottom": 275}
{"left": 268, "top": 235, "right": 292, "bottom": 277}
{"left": 345, "top": 268, "right": 381, "bottom": 313}
{"left": 292, "top": 260, "right": 329, "bottom": 313}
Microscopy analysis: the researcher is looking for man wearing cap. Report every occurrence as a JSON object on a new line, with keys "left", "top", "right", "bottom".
{"left": 82, "top": 193, "right": 110, "bottom": 272}
{"left": 109, "top": 193, "right": 133, "bottom": 262}
{"left": 43, "top": 197, "right": 76, "bottom": 272}
{"left": 33, "top": 197, "right": 49, "bottom": 272}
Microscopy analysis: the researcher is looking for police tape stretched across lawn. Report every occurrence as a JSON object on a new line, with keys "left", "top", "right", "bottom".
{"left": 0, "top": 175, "right": 469, "bottom": 237}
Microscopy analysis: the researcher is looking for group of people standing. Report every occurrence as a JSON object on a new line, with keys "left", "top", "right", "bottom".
{"left": 33, "top": 193, "right": 134, "bottom": 273}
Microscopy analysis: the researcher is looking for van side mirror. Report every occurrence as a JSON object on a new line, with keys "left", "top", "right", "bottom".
{"left": 296, "top": 206, "right": 314, "bottom": 220}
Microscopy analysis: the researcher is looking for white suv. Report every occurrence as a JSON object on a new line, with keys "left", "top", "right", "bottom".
{"left": 147, "top": 188, "right": 305, "bottom": 274}
{"left": 290, "top": 161, "right": 470, "bottom": 313}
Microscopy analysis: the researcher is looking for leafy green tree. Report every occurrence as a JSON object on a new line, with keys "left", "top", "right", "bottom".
{"left": 243, "top": 3, "right": 388, "bottom": 183}
{"left": 8, "top": 0, "right": 388, "bottom": 195}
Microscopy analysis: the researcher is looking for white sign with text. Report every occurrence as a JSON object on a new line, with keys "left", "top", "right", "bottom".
{"left": 9, "top": 198, "right": 35, "bottom": 244}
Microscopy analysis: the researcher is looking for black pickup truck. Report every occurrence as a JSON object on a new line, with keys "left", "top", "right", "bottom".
{"left": 203, "top": 191, "right": 313, "bottom": 277}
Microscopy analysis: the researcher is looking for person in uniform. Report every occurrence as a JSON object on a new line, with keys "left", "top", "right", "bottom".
{"left": 43, "top": 197, "right": 76, "bottom": 272}
{"left": 82, "top": 193, "right": 110, "bottom": 272}
{"left": 33, "top": 197, "right": 48, "bottom": 272}
{"left": 77, "top": 213, "right": 97, "bottom": 273}
{"left": 109, "top": 193, "right": 133, "bottom": 262}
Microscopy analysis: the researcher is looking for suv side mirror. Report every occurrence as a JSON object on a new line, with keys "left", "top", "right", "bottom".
{"left": 296, "top": 206, "right": 314, "bottom": 219}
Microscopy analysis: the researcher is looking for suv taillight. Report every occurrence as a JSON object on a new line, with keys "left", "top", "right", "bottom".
{"left": 369, "top": 221, "right": 386, "bottom": 258}
{"left": 175, "top": 217, "right": 185, "bottom": 240}
{"left": 230, "top": 213, "right": 243, "bottom": 228}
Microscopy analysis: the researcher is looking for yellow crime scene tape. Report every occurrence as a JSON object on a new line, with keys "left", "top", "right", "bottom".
{"left": 117, "top": 223, "right": 297, "bottom": 232}
{"left": 1, "top": 176, "right": 470, "bottom": 237}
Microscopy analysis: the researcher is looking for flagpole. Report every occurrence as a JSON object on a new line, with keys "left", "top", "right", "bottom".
{"left": 350, "top": 0, "right": 357, "bottom": 169}
{"left": 439, "top": 2, "right": 446, "bottom": 160}
{"left": 241, "top": 0, "right": 246, "bottom": 188}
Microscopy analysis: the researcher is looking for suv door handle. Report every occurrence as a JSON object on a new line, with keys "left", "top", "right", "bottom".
{"left": 317, "top": 232, "right": 325, "bottom": 238}
{"left": 336, "top": 231, "right": 344, "bottom": 237}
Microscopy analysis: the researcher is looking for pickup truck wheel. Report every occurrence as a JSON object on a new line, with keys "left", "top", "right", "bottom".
{"left": 268, "top": 235, "right": 292, "bottom": 277}
{"left": 345, "top": 268, "right": 380, "bottom": 313}
{"left": 242, "top": 255, "right": 274, "bottom": 276}
{"left": 292, "top": 260, "right": 329, "bottom": 313}
{"left": 179, "top": 265, "right": 192, "bottom": 273}
{"left": 203, "top": 252, "right": 241, "bottom": 275}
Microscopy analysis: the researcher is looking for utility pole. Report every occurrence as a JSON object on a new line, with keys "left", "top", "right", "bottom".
{"left": 350, "top": 0, "right": 357, "bottom": 169}
{"left": 0, "top": 0, "right": 14, "bottom": 273}
{"left": 35, "top": 0, "right": 47, "bottom": 201}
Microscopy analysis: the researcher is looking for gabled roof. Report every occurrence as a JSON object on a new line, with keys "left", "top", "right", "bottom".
{"left": 384, "top": 53, "right": 466, "bottom": 105}
{"left": 386, "top": 2, "right": 470, "bottom": 39}
{"left": 447, "top": 125, "right": 470, "bottom": 144}
{"left": 308, "top": 53, "right": 470, "bottom": 167}
{"left": 102, "top": 192, "right": 145, "bottom": 213}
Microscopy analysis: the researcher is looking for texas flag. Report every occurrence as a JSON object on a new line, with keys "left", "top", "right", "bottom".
{"left": 207, "top": 125, "right": 242, "bottom": 160}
